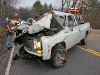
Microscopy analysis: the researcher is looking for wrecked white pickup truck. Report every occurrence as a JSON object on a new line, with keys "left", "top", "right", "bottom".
{"left": 12, "top": 10, "right": 91, "bottom": 68}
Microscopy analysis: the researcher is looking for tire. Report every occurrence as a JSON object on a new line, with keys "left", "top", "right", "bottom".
{"left": 19, "top": 46, "right": 27, "bottom": 55}
{"left": 13, "top": 54, "right": 19, "bottom": 60}
{"left": 81, "top": 33, "right": 88, "bottom": 45}
{"left": 19, "top": 46, "right": 37, "bottom": 59}
{"left": 19, "top": 46, "right": 28, "bottom": 59}
{"left": 49, "top": 44, "right": 67, "bottom": 68}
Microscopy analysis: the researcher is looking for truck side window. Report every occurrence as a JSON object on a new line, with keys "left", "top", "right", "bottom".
{"left": 68, "top": 15, "right": 75, "bottom": 27}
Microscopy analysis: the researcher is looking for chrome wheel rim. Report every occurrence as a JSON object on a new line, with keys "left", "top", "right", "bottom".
{"left": 54, "top": 50, "right": 66, "bottom": 67}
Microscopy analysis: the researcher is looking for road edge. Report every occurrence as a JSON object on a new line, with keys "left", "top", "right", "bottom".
{"left": 5, "top": 45, "right": 15, "bottom": 75}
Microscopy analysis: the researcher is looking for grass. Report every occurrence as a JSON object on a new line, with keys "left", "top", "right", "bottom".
{"left": 0, "top": 26, "right": 6, "bottom": 34}
{"left": 0, "top": 37, "right": 6, "bottom": 49}
{"left": 0, "top": 26, "right": 6, "bottom": 49}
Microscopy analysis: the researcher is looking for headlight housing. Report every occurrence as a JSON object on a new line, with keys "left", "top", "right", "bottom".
{"left": 24, "top": 39, "right": 42, "bottom": 54}
{"left": 34, "top": 40, "right": 42, "bottom": 54}
{"left": 34, "top": 40, "right": 42, "bottom": 49}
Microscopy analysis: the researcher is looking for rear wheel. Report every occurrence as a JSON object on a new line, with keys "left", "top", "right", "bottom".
{"left": 81, "top": 33, "right": 88, "bottom": 45}
{"left": 49, "top": 44, "right": 67, "bottom": 68}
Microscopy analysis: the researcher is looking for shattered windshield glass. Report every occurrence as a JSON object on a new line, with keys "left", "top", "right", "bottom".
{"left": 55, "top": 15, "right": 64, "bottom": 25}
{"left": 53, "top": 14, "right": 66, "bottom": 27}
{"left": 50, "top": 14, "right": 63, "bottom": 31}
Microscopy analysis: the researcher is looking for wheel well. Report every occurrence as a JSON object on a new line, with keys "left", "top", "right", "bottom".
{"left": 86, "top": 31, "right": 88, "bottom": 35}
{"left": 51, "top": 42, "right": 66, "bottom": 51}
{"left": 61, "top": 42, "right": 66, "bottom": 49}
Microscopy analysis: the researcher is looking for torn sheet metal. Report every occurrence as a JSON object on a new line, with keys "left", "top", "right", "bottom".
{"left": 28, "top": 24, "right": 44, "bottom": 34}
{"left": 36, "top": 13, "right": 52, "bottom": 29}
{"left": 28, "top": 13, "right": 52, "bottom": 34}
{"left": 12, "top": 11, "right": 68, "bottom": 34}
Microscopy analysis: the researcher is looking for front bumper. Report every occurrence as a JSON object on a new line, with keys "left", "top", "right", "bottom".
{"left": 24, "top": 46, "right": 42, "bottom": 57}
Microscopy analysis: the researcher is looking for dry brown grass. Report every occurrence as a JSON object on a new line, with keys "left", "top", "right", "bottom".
{"left": 0, "top": 26, "right": 6, "bottom": 49}
{"left": 0, "top": 26, "right": 6, "bottom": 34}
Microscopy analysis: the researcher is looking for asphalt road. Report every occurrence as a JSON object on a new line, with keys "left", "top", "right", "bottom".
{"left": 0, "top": 30, "right": 100, "bottom": 75}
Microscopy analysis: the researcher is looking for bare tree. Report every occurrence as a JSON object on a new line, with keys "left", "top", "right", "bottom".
{"left": 66, "top": 0, "right": 72, "bottom": 12}
{"left": 61, "top": 0, "right": 80, "bottom": 12}
{"left": 71, "top": 0, "right": 79, "bottom": 7}
{"left": 62, "top": 0, "right": 67, "bottom": 11}
{"left": 0, "top": 0, "right": 20, "bottom": 19}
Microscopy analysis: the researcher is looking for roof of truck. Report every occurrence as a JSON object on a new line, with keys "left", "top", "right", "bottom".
{"left": 53, "top": 10, "right": 73, "bottom": 16}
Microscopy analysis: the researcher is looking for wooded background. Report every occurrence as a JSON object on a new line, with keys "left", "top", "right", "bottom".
{"left": 0, "top": 0, "right": 100, "bottom": 29}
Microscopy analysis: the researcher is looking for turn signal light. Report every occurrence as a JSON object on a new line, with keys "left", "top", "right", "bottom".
{"left": 36, "top": 50, "right": 42, "bottom": 54}
{"left": 48, "top": 45, "right": 50, "bottom": 52}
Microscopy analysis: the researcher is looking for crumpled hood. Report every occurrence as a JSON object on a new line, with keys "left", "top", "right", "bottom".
{"left": 11, "top": 13, "right": 52, "bottom": 34}
{"left": 36, "top": 13, "right": 52, "bottom": 29}
{"left": 28, "top": 13, "right": 52, "bottom": 34}
{"left": 28, "top": 24, "right": 44, "bottom": 34}
{"left": 12, "top": 10, "right": 64, "bottom": 34}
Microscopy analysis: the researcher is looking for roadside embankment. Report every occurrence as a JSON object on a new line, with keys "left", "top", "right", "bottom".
{"left": 0, "top": 26, "right": 6, "bottom": 49}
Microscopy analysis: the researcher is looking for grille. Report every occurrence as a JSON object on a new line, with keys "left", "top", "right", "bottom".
{"left": 23, "top": 38, "right": 34, "bottom": 50}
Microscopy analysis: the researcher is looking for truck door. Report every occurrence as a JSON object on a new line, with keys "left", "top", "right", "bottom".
{"left": 65, "top": 15, "right": 81, "bottom": 49}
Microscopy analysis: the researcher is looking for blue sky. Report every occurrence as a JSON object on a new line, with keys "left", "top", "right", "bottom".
{"left": 17, "top": 0, "right": 61, "bottom": 8}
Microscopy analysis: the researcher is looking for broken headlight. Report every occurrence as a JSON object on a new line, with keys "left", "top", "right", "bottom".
{"left": 34, "top": 40, "right": 41, "bottom": 49}
{"left": 34, "top": 40, "right": 42, "bottom": 54}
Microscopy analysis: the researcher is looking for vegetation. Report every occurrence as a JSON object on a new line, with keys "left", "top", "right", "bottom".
{"left": 0, "top": 26, "right": 6, "bottom": 49}
{"left": 0, "top": 35, "right": 5, "bottom": 49}
{"left": 0, "top": 26, "right": 5, "bottom": 34}
{"left": 32, "top": 1, "right": 53, "bottom": 16}
{"left": 0, "top": 0, "right": 100, "bottom": 29}
{"left": 84, "top": 0, "right": 100, "bottom": 29}
{"left": 32, "top": 0, "right": 43, "bottom": 15}
{"left": 0, "top": 0, "right": 19, "bottom": 19}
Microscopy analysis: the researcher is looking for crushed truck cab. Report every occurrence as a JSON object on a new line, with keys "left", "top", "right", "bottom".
{"left": 13, "top": 10, "right": 91, "bottom": 68}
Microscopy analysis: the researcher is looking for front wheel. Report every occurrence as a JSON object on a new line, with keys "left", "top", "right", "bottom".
{"left": 19, "top": 46, "right": 27, "bottom": 55}
{"left": 19, "top": 46, "right": 38, "bottom": 59}
{"left": 49, "top": 44, "right": 67, "bottom": 68}
{"left": 19, "top": 46, "right": 29, "bottom": 59}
